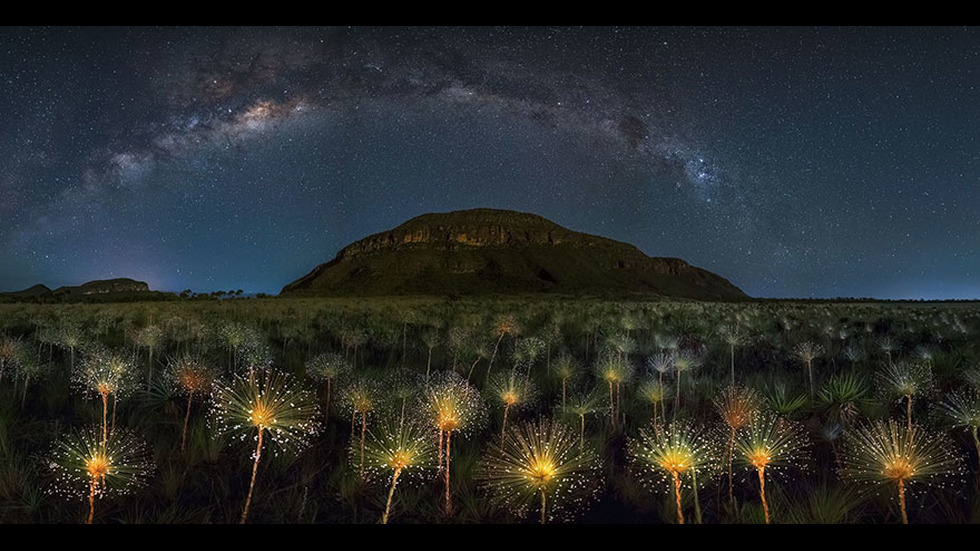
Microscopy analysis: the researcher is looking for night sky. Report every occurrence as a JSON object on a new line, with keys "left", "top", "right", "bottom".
{"left": 1, "top": 26, "right": 978, "bottom": 299}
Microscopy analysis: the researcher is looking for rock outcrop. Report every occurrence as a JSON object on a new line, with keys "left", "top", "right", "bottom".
{"left": 282, "top": 208, "right": 747, "bottom": 301}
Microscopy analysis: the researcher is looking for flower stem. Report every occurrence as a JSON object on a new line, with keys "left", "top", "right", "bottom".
{"left": 444, "top": 430, "right": 453, "bottom": 515}
{"left": 360, "top": 411, "right": 368, "bottom": 478}
{"left": 501, "top": 403, "right": 511, "bottom": 445}
{"left": 692, "top": 465, "right": 702, "bottom": 524}
{"left": 241, "top": 427, "right": 263, "bottom": 524}
{"left": 671, "top": 470, "right": 685, "bottom": 524}
{"left": 181, "top": 391, "right": 194, "bottom": 454}
{"left": 727, "top": 426, "right": 736, "bottom": 504}
{"left": 906, "top": 395, "right": 913, "bottom": 432}
{"left": 87, "top": 477, "right": 98, "bottom": 524}
{"left": 100, "top": 392, "right": 109, "bottom": 449}
{"left": 971, "top": 426, "right": 980, "bottom": 474}
{"left": 757, "top": 466, "right": 770, "bottom": 524}
{"left": 897, "top": 478, "right": 908, "bottom": 524}
{"left": 382, "top": 467, "right": 402, "bottom": 524}
{"left": 540, "top": 487, "right": 547, "bottom": 524}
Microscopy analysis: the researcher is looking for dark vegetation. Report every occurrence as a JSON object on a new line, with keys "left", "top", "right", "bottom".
{"left": 0, "top": 296, "right": 978, "bottom": 523}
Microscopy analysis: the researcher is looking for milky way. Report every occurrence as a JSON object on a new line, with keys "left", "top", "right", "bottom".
{"left": 1, "top": 27, "right": 978, "bottom": 299}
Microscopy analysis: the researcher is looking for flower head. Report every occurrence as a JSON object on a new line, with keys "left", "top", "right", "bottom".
{"left": 480, "top": 418, "right": 601, "bottom": 522}
{"left": 49, "top": 426, "right": 153, "bottom": 501}
{"left": 210, "top": 370, "right": 319, "bottom": 455}
{"left": 423, "top": 371, "right": 486, "bottom": 436}
{"left": 841, "top": 419, "right": 964, "bottom": 489}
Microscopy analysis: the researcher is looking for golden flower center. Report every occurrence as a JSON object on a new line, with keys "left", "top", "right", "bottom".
{"left": 502, "top": 391, "right": 518, "bottom": 406}
{"left": 748, "top": 450, "right": 771, "bottom": 469}
{"left": 250, "top": 403, "right": 274, "bottom": 428}
{"left": 438, "top": 412, "right": 460, "bottom": 432}
{"left": 529, "top": 459, "right": 556, "bottom": 484}
{"left": 884, "top": 459, "right": 914, "bottom": 480}
{"left": 659, "top": 450, "right": 693, "bottom": 475}
{"left": 389, "top": 450, "right": 412, "bottom": 470}
{"left": 86, "top": 454, "right": 111, "bottom": 479}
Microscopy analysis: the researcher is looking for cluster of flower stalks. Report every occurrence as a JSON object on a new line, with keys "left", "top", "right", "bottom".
{"left": 1, "top": 298, "right": 976, "bottom": 524}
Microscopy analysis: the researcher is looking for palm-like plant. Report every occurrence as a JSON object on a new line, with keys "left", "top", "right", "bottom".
{"left": 238, "top": 338, "right": 274, "bottom": 379}
{"left": 719, "top": 324, "right": 748, "bottom": 385}
{"left": 605, "top": 333, "right": 636, "bottom": 363}
{"left": 594, "top": 352, "right": 633, "bottom": 426}
{"left": 876, "top": 336, "right": 896, "bottom": 363}
{"left": 386, "top": 366, "right": 423, "bottom": 429}
{"left": 35, "top": 322, "right": 59, "bottom": 362}
{"left": 339, "top": 327, "right": 367, "bottom": 366}
{"left": 218, "top": 322, "right": 257, "bottom": 373}
{"left": 49, "top": 426, "right": 153, "bottom": 524}
{"left": 466, "top": 338, "right": 491, "bottom": 383}
{"left": 210, "top": 370, "right": 318, "bottom": 523}
{"left": 14, "top": 348, "right": 49, "bottom": 408}
{"left": 631, "top": 421, "right": 720, "bottom": 524}
{"left": 841, "top": 419, "right": 964, "bottom": 524}
{"left": 817, "top": 371, "right": 867, "bottom": 426}
{"left": 938, "top": 390, "right": 980, "bottom": 473}
{"left": 637, "top": 377, "right": 667, "bottom": 424}
{"left": 423, "top": 371, "right": 486, "bottom": 514}
{"left": 341, "top": 377, "right": 382, "bottom": 478}
{"left": 58, "top": 323, "right": 85, "bottom": 373}
{"left": 447, "top": 325, "right": 472, "bottom": 373}
{"left": 671, "top": 349, "right": 701, "bottom": 415}
{"left": 420, "top": 327, "right": 440, "bottom": 378}
{"left": 734, "top": 413, "right": 809, "bottom": 524}
{"left": 480, "top": 418, "right": 601, "bottom": 523}
{"left": 133, "top": 324, "right": 164, "bottom": 390}
{"left": 877, "top": 359, "right": 932, "bottom": 431}
{"left": 75, "top": 348, "right": 136, "bottom": 448}
{"left": 552, "top": 351, "right": 581, "bottom": 409}
{"left": 486, "top": 315, "right": 520, "bottom": 383}
{"left": 166, "top": 354, "right": 216, "bottom": 453}
{"left": 513, "top": 336, "right": 546, "bottom": 382}
{"left": 793, "top": 341, "right": 824, "bottom": 398}
{"left": 843, "top": 342, "right": 863, "bottom": 368}
{"left": 647, "top": 352, "right": 674, "bottom": 419}
{"left": 560, "top": 390, "right": 607, "bottom": 452}
{"left": 765, "top": 382, "right": 807, "bottom": 419}
{"left": 487, "top": 371, "right": 537, "bottom": 444}
{"left": 715, "top": 385, "right": 761, "bottom": 504}
{"left": 305, "top": 351, "right": 351, "bottom": 418}
{"left": 362, "top": 416, "right": 438, "bottom": 524}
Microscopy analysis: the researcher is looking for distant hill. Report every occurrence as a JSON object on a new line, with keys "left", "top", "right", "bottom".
{"left": 1, "top": 278, "right": 174, "bottom": 303}
{"left": 281, "top": 208, "right": 748, "bottom": 301}
{"left": 3, "top": 284, "right": 52, "bottom": 298}
{"left": 52, "top": 278, "right": 150, "bottom": 297}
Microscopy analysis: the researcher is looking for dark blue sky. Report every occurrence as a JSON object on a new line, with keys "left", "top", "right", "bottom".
{"left": 1, "top": 26, "right": 977, "bottom": 299}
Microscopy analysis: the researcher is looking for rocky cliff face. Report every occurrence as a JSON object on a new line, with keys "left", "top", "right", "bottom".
{"left": 73, "top": 279, "right": 150, "bottom": 295}
{"left": 52, "top": 278, "right": 151, "bottom": 296}
{"left": 282, "top": 208, "right": 748, "bottom": 300}
{"left": 2, "top": 278, "right": 158, "bottom": 303}
{"left": 337, "top": 210, "right": 574, "bottom": 255}
{"left": 338, "top": 225, "right": 567, "bottom": 253}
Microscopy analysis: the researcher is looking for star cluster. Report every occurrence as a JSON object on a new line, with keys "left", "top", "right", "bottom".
{"left": 0, "top": 27, "right": 977, "bottom": 298}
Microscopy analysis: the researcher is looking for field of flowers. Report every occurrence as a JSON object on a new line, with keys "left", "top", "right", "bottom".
{"left": 0, "top": 297, "right": 977, "bottom": 524}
